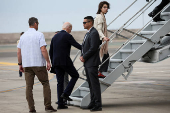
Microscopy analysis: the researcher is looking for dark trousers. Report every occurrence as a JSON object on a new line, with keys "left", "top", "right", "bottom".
{"left": 154, "top": 0, "right": 170, "bottom": 18}
{"left": 55, "top": 65, "right": 79, "bottom": 105}
{"left": 85, "top": 66, "right": 102, "bottom": 107}
{"left": 64, "top": 72, "right": 69, "bottom": 90}
{"left": 99, "top": 53, "right": 109, "bottom": 72}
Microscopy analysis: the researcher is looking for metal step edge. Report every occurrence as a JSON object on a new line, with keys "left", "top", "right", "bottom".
{"left": 161, "top": 12, "right": 170, "bottom": 16}
{"left": 102, "top": 72, "right": 111, "bottom": 76}
{"left": 140, "top": 31, "right": 156, "bottom": 35}
{"left": 107, "top": 68, "right": 114, "bottom": 72}
{"left": 68, "top": 101, "right": 81, "bottom": 106}
{"left": 119, "top": 49, "right": 135, "bottom": 53}
{"left": 110, "top": 59, "right": 123, "bottom": 63}
{"left": 150, "top": 21, "right": 167, "bottom": 25}
{"left": 130, "top": 40, "right": 146, "bottom": 44}
{"left": 79, "top": 87, "right": 90, "bottom": 92}
{"left": 99, "top": 79, "right": 111, "bottom": 86}
{"left": 69, "top": 96, "right": 83, "bottom": 102}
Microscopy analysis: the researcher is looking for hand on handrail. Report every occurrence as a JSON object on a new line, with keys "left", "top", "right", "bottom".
{"left": 146, "top": 0, "right": 149, "bottom": 2}
{"left": 103, "top": 37, "right": 110, "bottom": 41}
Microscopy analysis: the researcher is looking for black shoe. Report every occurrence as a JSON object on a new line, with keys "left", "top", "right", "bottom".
{"left": 148, "top": 12, "right": 155, "bottom": 18}
{"left": 29, "top": 109, "right": 36, "bottom": 113}
{"left": 56, "top": 101, "right": 67, "bottom": 105}
{"left": 148, "top": 8, "right": 159, "bottom": 18}
{"left": 63, "top": 100, "right": 68, "bottom": 105}
{"left": 90, "top": 106, "right": 102, "bottom": 112}
{"left": 57, "top": 105, "right": 68, "bottom": 109}
{"left": 87, "top": 103, "right": 95, "bottom": 109}
{"left": 153, "top": 17, "right": 165, "bottom": 22}
{"left": 148, "top": 9, "right": 165, "bottom": 22}
{"left": 45, "top": 106, "right": 57, "bottom": 112}
{"left": 60, "top": 93, "right": 73, "bottom": 101}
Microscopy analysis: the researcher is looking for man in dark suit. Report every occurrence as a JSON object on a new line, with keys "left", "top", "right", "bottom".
{"left": 147, "top": 0, "right": 170, "bottom": 22}
{"left": 49, "top": 22, "right": 81, "bottom": 109}
{"left": 50, "top": 31, "right": 69, "bottom": 105}
{"left": 80, "top": 16, "right": 102, "bottom": 111}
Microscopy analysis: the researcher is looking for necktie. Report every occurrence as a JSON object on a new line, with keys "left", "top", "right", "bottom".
{"left": 83, "top": 32, "right": 89, "bottom": 45}
{"left": 82, "top": 32, "right": 89, "bottom": 54}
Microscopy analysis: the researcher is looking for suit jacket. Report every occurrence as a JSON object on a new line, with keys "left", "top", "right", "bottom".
{"left": 49, "top": 30, "right": 81, "bottom": 67}
{"left": 82, "top": 27, "right": 101, "bottom": 67}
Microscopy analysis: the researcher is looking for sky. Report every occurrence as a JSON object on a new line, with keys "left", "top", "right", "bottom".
{"left": 0, "top": 0, "right": 161, "bottom": 33}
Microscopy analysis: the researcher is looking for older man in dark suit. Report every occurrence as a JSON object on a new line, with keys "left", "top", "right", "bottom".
{"left": 80, "top": 16, "right": 102, "bottom": 111}
{"left": 49, "top": 22, "right": 81, "bottom": 109}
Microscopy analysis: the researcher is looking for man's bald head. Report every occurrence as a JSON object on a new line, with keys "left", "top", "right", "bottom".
{"left": 62, "top": 22, "right": 72, "bottom": 33}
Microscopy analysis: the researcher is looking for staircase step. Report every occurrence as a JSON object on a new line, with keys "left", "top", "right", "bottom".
{"left": 150, "top": 21, "right": 167, "bottom": 25}
{"left": 69, "top": 3, "right": 170, "bottom": 108}
{"left": 130, "top": 40, "right": 146, "bottom": 44}
{"left": 110, "top": 59, "right": 123, "bottom": 63}
{"left": 119, "top": 49, "right": 135, "bottom": 53}
{"left": 140, "top": 31, "right": 156, "bottom": 35}
{"left": 99, "top": 79, "right": 111, "bottom": 86}
{"left": 108, "top": 68, "right": 114, "bottom": 72}
{"left": 70, "top": 96, "right": 83, "bottom": 102}
{"left": 79, "top": 87, "right": 90, "bottom": 92}
{"left": 161, "top": 12, "right": 170, "bottom": 16}
{"left": 102, "top": 72, "right": 111, "bottom": 76}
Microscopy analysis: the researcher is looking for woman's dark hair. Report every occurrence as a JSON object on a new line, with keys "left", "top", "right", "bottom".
{"left": 20, "top": 32, "right": 24, "bottom": 36}
{"left": 97, "top": 1, "right": 110, "bottom": 14}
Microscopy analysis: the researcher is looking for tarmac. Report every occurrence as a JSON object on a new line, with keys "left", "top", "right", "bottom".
{"left": 0, "top": 41, "right": 170, "bottom": 113}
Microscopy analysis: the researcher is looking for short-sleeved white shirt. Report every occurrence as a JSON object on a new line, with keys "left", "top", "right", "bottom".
{"left": 17, "top": 28, "right": 47, "bottom": 67}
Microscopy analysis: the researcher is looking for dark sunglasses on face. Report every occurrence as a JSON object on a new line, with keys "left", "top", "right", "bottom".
{"left": 83, "top": 21, "right": 90, "bottom": 24}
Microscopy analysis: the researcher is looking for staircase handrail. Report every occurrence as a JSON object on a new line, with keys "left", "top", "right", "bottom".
{"left": 72, "top": 0, "right": 138, "bottom": 64}
{"left": 99, "top": 0, "right": 154, "bottom": 49}
{"left": 107, "top": 0, "right": 137, "bottom": 27}
{"left": 124, "top": 0, "right": 156, "bottom": 29}
{"left": 99, "top": 2, "right": 170, "bottom": 69}
{"left": 72, "top": 0, "right": 157, "bottom": 79}
{"left": 99, "top": 0, "right": 155, "bottom": 68}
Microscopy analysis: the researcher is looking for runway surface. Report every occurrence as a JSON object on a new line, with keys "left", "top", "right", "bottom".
{"left": 0, "top": 43, "right": 170, "bottom": 113}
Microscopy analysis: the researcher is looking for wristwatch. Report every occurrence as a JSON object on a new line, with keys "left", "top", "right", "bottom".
{"left": 18, "top": 63, "right": 22, "bottom": 65}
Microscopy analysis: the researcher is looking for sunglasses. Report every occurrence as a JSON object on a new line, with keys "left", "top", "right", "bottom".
{"left": 83, "top": 21, "right": 90, "bottom": 24}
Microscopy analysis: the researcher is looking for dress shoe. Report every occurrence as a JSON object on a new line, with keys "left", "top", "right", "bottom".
{"left": 29, "top": 109, "right": 36, "bottom": 113}
{"left": 57, "top": 105, "right": 68, "bottom": 109}
{"left": 153, "top": 17, "right": 165, "bottom": 22}
{"left": 148, "top": 8, "right": 159, "bottom": 18}
{"left": 148, "top": 11, "right": 155, "bottom": 18}
{"left": 148, "top": 9, "right": 165, "bottom": 22}
{"left": 87, "top": 103, "right": 95, "bottom": 109}
{"left": 45, "top": 106, "right": 57, "bottom": 112}
{"left": 98, "top": 72, "right": 106, "bottom": 78}
{"left": 61, "top": 93, "right": 73, "bottom": 101}
{"left": 56, "top": 100, "right": 67, "bottom": 105}
{"left": 90, "top": 106, "right": 102, "bottom": 111}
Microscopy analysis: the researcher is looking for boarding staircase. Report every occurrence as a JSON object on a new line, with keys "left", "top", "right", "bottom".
{"left": 68, "top": 0, "right": 170, "bottom": 108}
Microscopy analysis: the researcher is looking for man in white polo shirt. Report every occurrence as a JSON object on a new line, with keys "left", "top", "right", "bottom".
{"left": 17, "top": 17, "right": 57, "bottom": 113}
